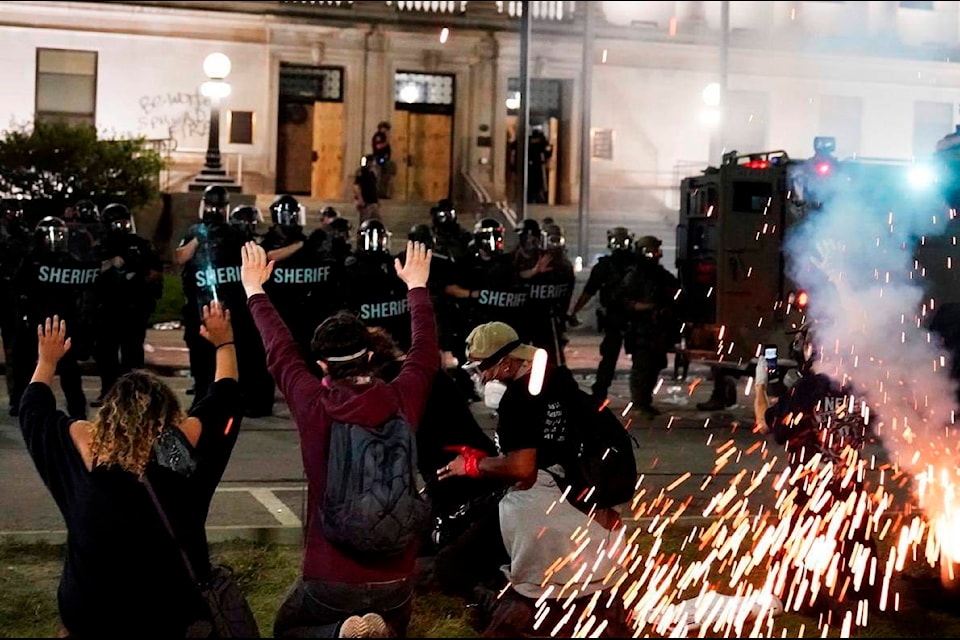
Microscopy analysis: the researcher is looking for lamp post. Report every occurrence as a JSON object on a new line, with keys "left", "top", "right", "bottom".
{"left": 189, "top": 52, "right": 240, "bottom": 192}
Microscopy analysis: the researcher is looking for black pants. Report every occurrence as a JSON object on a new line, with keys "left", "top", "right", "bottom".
{"left": 183, "top": 305, "right": 215, "bottom": 409}
{"left": 231, "top": 306, "right": 275, "bottom": 417}
{"left": 591, "top": 324, "right": 625, "bottom": 400}
{"left": 627, "top": 345, "right": 667, "bottom": 409}
{"left": 0, "top": 314, "right": 18, "bottom": 403}
{"left": 11, "top": 327, "right": 87, "bottom": 419}
{"left": 434, "top": 497, "right": 508, "bottom": 598}
{"left": 95, "top": 305, "right": 151, "bottom": 398}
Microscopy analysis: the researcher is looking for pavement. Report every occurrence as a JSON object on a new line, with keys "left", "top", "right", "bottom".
{"left": 0, "top": 325, "right": 904, "bottom": 545}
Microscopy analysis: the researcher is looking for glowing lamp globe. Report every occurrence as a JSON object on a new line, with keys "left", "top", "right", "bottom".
{"left": 203, "top": 52, "right": 232, "bottom": 80}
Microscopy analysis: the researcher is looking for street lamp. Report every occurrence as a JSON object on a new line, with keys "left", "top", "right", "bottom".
{"left": 189, "top": 52, "right": 239, "bottom": 192}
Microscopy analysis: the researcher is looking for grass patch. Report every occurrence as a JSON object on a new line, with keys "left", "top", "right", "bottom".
{"left": 3, "top": 537, "right": 960, "bottom": 638}
{"left": 149, "top": 271, "right": 184, "bottom": 326}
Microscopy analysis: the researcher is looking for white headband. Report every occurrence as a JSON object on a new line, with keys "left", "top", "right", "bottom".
{"left": 324, "top": 348, "right": 369, "bottom": 363}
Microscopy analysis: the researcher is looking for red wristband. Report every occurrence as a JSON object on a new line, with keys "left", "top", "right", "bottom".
{"left": 464, "top": 455, "right": 482, "bottom": 478}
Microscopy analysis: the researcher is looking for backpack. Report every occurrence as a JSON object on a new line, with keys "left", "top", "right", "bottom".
{"left": 555, "top": 368, "right": 639, "bottom": 510}
{"left": 321, "top": 415, "right": 432, "bottom": 557}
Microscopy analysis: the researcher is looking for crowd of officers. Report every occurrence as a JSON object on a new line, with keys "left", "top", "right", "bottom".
{"left": 0, "top": 185, "right": 682, "bottom": 423}
{"left": 0, "top": 198, "right": 163, "bottom": 419}
{"left": 177, "top": 187, "right": 583, "bottom": 416}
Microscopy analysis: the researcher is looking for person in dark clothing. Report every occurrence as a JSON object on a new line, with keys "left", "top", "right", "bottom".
{"left": 92, "top": 203, "right": 164, "bottom": 406}
{"left": 569, "top": 226, "right": 638, "bottom": 402}
{"left": 619, "top": 235, "right": 682, "bottom": 419}
{"left": 0, "top": 199, "right": 31, "bottom": 413}
{"left": 371, "top": 121, "right": 395, "bottom": 199}
{"left": 11, "top": 216, "right": 99, "bottom": 419}
{"left": 242, "top": 240, "right": 438, "bottom": 639}
{"left": 431, "top": 199, "right": 473, "bottom": 263}
{"left": 353, "top": 155, "right": 381, "bottom": 224}
{"left": 19, "top": 303, "right": 242, "bottom": 638}
{"left": 526, "top": 128, "right": 552, "bottom": 204}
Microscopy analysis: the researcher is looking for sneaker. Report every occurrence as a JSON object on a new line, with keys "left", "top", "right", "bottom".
{"left": 360, "top": 613, "right": 389, "bottom": 637}
{"left": 338, "top": 616, "right": 368, "bottom": 638}
{"left": 631, "top": 405, "right": 661, "bottom": 420}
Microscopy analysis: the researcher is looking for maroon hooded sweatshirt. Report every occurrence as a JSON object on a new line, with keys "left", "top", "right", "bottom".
{"left": 248, "top": 287, "right": 439, "bottom": 582}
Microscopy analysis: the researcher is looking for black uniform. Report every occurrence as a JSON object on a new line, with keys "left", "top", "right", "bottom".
{"left": 12, "top": 242, "right": 100, "bottom": 418}
{"left": 261, "top": 225, "right": 342, "bottom": 355}
{"left": 523, "top": 249, "right": 575, "bottom": 366}
{"left": 343, "top": 251, "right": 412, "bottom": 351}
{"left": 580, "top": 250, "right": 637, "bottom": 399}
{"left": 619, "top": 258, "right": 681, "bottom": 412}
{"left": 94, "top": 229, "right": 164, "bottom": 399}
{"left": 0, "top": 216, "right": 31, "bottom": 409}
{"left": 455, "top": 252, "right": 529, "bottom": 339}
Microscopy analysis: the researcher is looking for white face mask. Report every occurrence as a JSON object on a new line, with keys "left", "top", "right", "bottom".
{"left": 483, "top": 380, "right": 508, "bottom": 409}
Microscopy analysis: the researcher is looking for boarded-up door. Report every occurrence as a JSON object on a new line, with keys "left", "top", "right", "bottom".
{"left": 311, "top": 101, "right": 344, "bottom": 200}
{"left": 390, "top": 110, "right": 452, "bottom": 202}
{"left": 276, "top": 102, "right": 314, "bottom": 194}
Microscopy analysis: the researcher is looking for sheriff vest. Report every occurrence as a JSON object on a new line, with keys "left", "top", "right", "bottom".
{"left": 476, "top": 289, "right": 527, "bottom": 307}
{"left": 360, "top": 298, "right": 408, "bottom": 319}
{"left": 271, "top": 266, "right": 331, "bottom": 284}
{"left": 195, "top": 266, "right": 241, "bottom": 288}
{"left": 527, "top": 283, "right": 572, "bottom": 301}
{"left": 38, "top": 265, "right": 99, "bottom": 285}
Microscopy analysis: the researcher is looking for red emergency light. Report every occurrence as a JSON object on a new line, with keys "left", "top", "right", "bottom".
{"left": 796, "top": 290, "right": 809, "bottom": 308}
{"left": 814, "top": 161, "right": 832, "bottom": 176}
{"left": 744, "top": 159, "right": 770, "bottom": 169}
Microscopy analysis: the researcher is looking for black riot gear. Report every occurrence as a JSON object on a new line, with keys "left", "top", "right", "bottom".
{"left": 75, "top": 200, "right": 100, "bottom": 224}
{"left": 636, "top": 235, "right": 663, "bottom": 261}
{"left": 408, "top": 223, "right": 435, "bottom": 249}
{"left": 517, "top": 218, "right": 545, "bottom": 250}
{"left": 320, "top": 206, "right": 339, "bottom": 223}
{"left": 270, "top": 194, "right": 306, "bottom": 227}
{"left": 230, "top": 205, "right": 264, "bottom": 232}
{"left": 102, "top": 203, "right": 135, "bottom": 235}
{"left": 36, "top": 216, "right": 70, "bottom": 253}
{"left": 431, "top": 199, "right": 458, "bottom": 229}
{"left": 200, "top": 185, "right": 229, "bottom": 224}
{"left": 1, "top": 199, "right": 25, "bottom": 223}
{"left": 544, "top": 222, "right": 565, "bottom": 249}
{"left": 607, "top": 226, "right": 634, "bottom": 252}
{"left": 473, "top": 218, "right": 504, "bottom": 256}
{"left": 359, "top": 219, "right": 390, "bottom": 254}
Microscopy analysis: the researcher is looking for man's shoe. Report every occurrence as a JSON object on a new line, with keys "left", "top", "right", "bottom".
{"left": 360, "top": 613, "right": 389, "bottom": 638}
{"left": 696, "top": 399, "right": 727, "bottom": 412}
{"left": 338, "top": 616, "right": 368, "bottom": 638}
{"left": 632, "top": 406, "right": 660, "bottom": 420}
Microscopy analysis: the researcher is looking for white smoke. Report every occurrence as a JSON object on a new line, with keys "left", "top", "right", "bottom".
{"left": 783, "top": 162, "right": 958, "bottom": 476}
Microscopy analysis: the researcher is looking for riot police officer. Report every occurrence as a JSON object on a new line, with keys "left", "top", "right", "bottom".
{"left": 261, "top": 195, "right": 341, "bottom": 354}
{"left": 619, "top": 235, "right": 682, "bottom": 419}
{"left": 68, "top": 199, "right": 103, "bottom": 261}
{"left": 569, "top": 226, "right": 638, "bottom": 402}
{"left": 11, "top": 216, "right": 99, "bottom": 418}
{"left": 0, "top": 200, "right": 31, "bottom": 413}
{"left": 344, "top": 219, "right": 412, "bottom": 350}
{"left": 229, "top": 204, "right": 264, "bottom": 242}
{"left": 431, "top": 199, "right": 472, "bottom": 263}
{"left": 448, "top": 217, "right": 530, "bottom": 340}
{"left": 512, "top": 218, "right": 545, "bottom": 275}
{"left": 523, "top": 221, "right": 575, "bottom": 366}
{"left": 175, "top": 185, "right": 229, "bottom": 405}
{"left": 92, "top": 203, "right": 164, "bottom": 405}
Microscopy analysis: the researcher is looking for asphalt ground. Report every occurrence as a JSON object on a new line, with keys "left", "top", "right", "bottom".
{"left": 0, "top": 326, "right": 905, "bottom": 545}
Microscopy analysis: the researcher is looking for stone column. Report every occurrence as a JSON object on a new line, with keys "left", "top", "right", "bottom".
{"left": 471, "top": 33, "right": 499, "bottom": 191}
{"left": 362, "top": 27, "right": 389, "bottom": 166}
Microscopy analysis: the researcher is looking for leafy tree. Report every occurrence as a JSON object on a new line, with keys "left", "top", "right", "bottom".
{"left": 0, "top": 120, "right": 165, "bottom": 218}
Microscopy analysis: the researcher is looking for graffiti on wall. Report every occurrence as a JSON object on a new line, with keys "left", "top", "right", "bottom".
{"left": 137, "top": 91, "right": 210, "bottom": 145}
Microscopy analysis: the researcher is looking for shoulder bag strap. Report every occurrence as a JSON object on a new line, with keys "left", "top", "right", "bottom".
{"left": 142, "top": 474, "right": 199, "bottom": 585}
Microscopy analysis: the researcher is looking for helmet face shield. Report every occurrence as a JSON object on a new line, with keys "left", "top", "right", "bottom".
{"left": 36, "top": 218, "right": 69, "bottom": 253}
{"left": 109, "top": 218, "right": 135, "bottom": 235}
{"left": 361, "top": 226, "right": 390, "bottom": 253}
{"left": 607, "top": 228, "right": 633, "bottom": 252}
{"left": 199, "top": 202, "right": 227, "bottom": 225}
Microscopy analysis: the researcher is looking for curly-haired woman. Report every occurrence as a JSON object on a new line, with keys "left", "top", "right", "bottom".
{"left": 19, "top": 303, "right": 244, "bottom": 638}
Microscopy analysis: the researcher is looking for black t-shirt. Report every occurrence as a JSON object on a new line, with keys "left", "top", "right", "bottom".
{"left": 97, "top": 233, "right": 164, "bottom": 307}
{"left": 18, "top": 378, "right": 243, "bottom": 637}
{"left": 495, "top": 366, "right": 578, "bottom": 473}
{"left": 354, "top": 167, "right": 379, "bottom": 205}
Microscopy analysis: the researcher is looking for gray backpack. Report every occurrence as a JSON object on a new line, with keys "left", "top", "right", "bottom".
{"left": 321, "top": 415, "right": 432, "bottom": 556}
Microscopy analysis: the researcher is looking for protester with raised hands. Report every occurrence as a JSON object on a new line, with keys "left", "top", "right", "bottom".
{"left": 241, "top": 239, "right": 440, "bottom": 638}
{"left": 18, "top": 304, "right": 246, "bottom": 637}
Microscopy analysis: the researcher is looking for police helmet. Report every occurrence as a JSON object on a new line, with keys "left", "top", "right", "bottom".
{"left": 431, "top": 200, "right": 458, "bottom": 229}
{"left": 516, "top": 218, "right": 545, "bottom": 249}
{"left": 359, "top": 219, "right": 391, "bottom": 254}
{"left": 75, "top": 200, "right": 100, "bottom": 224}
{"left": 35, "top": 216, "right": 69, "bottom": 253}
{"left": 269, "top": 194, "right": 306, "bottom": 227}
{"left": 636, "top": 235, "right": 663, "bottom": 260}
{"left": 102, "top": 203, "right": 135, "bottom": 235}
{"left": 408, "top": 223, "right": 435, "bottom": 249}
{"left": 0, "top": 199, "right": 25, "bottom": 222}
{"left": 320, "top": 206, "right": 339, "bottom": 223}
{"left": 544, "top": 222, "right": 565, "bottom": 249}
{"left": 607, "top": 226, "right": 634, "bottom": 252}
{"left": 473, "top": 217, "right": 505, "bottom": 255}
{"left": 230, "top": 205, "right": 264, "bottom": 231}
{"left": 329, "top": 217, "right": 351, "bottom": 239}
{"left": 199, "top": 185, "right": 230, "bottom": 225}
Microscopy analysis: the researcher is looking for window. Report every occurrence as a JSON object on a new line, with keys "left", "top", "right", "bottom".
{"left": 228, "top": 110, "right": 254, "bottom": 144}
{"left": 35, "top": 48, "right": 97, "bottom": 126}
{"left": 590, "top": 128, "right": 614, "bottom": 160}
{"left": 913, "top": 101, "right": 953, "bottom": 157}
{"left": 818, "top": 95, "right": 862, "bottom": 158}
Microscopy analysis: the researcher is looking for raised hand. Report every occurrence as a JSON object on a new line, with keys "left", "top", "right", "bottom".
{"left": 394, "top": 241, "right": 432, "bottom": 290}
{"left": 37, "top": 316, "right": 72, "bottom": 367}
{"left": 199, "top": 301, "right": 234, "bottom": 347}
{"left": 240, "top": 240, "right": 274, "bottom": 298}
